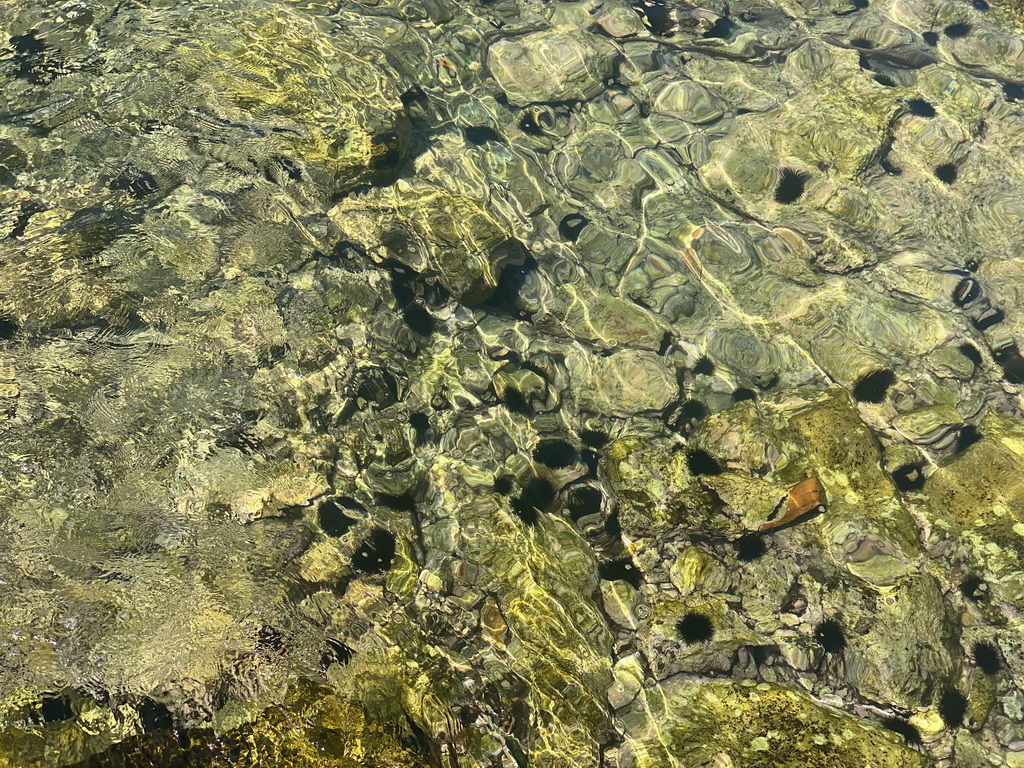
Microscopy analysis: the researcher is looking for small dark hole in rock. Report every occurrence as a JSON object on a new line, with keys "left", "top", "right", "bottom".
{"left": 41, "top": 695, "right": 74, "bottom": 723}
{"left": 906, "top": 98, "right": 935, "bottom": 117}
{"left": 891, "top": 464, "right": 925, "bottom": 492}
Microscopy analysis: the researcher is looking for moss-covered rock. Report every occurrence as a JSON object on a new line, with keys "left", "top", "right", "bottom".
{"left": 618, "top": 679, "right": 930, "bottom": 768}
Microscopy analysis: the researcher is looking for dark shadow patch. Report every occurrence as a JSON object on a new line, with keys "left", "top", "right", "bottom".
{"left": 814, "top": 619, "right": 846, "bottom": 653}
{"left": 369, "top": 131, "right": 402, "bottom": 173}
{"left": 402, "top": 303, "right": 435, "bottom": 338}
{"left": 40, "top": 694, "right": 74, "bottom": 723}
{"left": 256, "top": 625, "right": 285, "bottom": 654}
{"left": 604, "top": 508, "right": 622, "bottom": 538}
{"left": 849, "top": 36, "right": 874, "bottom": 49}
{"left": 376, "top": 492, "right": 416, "bottom": 512}
{"left": 352, "top": 528, "right": 396, "bottom": 574}
{"left": 852, "top": 369, "right": 895, "bottom": 403}
{"left": 408, "top": 412, "right": 430, "bottom": 446}
{"left": 880, "top": 157, "right": 902, "bottom": 175}
{"left": 558, "top": 214, "right": 589, "bottom": 242}
{"left": 389, "top": 263, "right": 419, "bottom": 308}
{"left": 677, "top": 612, "right": 715, "bottom": 644}
{"left": 881, "top": 716, "right": 922, "bottom": 746}
{"left": 703, "top": 16, "right": 736, "bottom": 39}
{"left": 955, "top": 424, "right": 982, "bottom": 453}
{"left": 318, "top": 498, "right": 360, "bottom": 537}
{"left": 599, "top": 558, "right": 643, "bottom": 589}
{"left": 481, "top": 255, "right": 538, "bottom": 320}
{"left": 657, "top": 332, "right": 673, "bottom": 356}
{"left": 630, "top": 0, "right": 673, "bottom": 35}
{"left": 0, "top": 315, "right": 18, "bottom": 340}
{"left": 463, "top": 126, "right": 503, "bottom": 145}
{"left": 923, "top": 31, "right": 939, "bottom": 46}
{"left": 974, "top": 0, "right": 989, "bottom": 8}
{"left": 139, "top": 700, "right": 174, "bottom": 733}
{"left": 518, "top": 111, "right": 545, "bottom": 136}
{"left": 944, "top": 22, "right": 972, "bottom": 38}
{"left": 109, "top": 165, "right": 158, "bottom": 198}
{"left": 906, "top": 98, "right": 935, "bottom": 117}
{"left": 1004, "top": 82, "right": 1024, "bottom": 102}
{"left": 567, "top": 486, "right": 603, "bottom": 521}
{"left": 972, "top": 306, "right": 1004, "bottom": 331}
{"left": 581, "top": 448, "right": 600, "bottom": 477}
{"left": 774, "top": 168, "right": 810, "bottom": 204}
{"left": 322, "top": 637, "right": 353, "bottom": 666}
{"left": 534, "top": 439, "right": 577, "bottom": 469}
{"left": 357, "top": 367, "right": 399, "bottom": 408}
{"left": 686, "top": 448, "right": 722, "bottom": 476}
{"left": 874, "top": 74, "right": 897, "bottom": 87}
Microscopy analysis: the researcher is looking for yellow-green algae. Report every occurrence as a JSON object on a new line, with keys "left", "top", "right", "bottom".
{"left": 619, "top": 679, "right": 929, "bottom": 768}
{"left": 0, "top": 679, "right": 438, "bottom": 768}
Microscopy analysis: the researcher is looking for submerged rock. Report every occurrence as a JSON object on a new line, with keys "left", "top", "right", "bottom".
{"left": 618, "top": 679, "right": 930, "bottom": 768}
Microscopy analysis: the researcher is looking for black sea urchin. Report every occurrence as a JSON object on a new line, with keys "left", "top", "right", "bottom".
{"left": 853, "top": 369, "right": 895, "bottom": 403}
{"left": 677, "top": 612, "right": 715, "bottom": 644}
{"left": 882, "top": 716, "right": 922, "bottom": 746}
{"left": 973, "top": 641, "right": 1002, "bottom": 675}
{"left": 938, "top": 689, "right": 968, "bottom": 728}
{"left": 775, "top": 168, "right": 810, "bottom": 204}
{"left": 814, "top": 619, "right": 846, "bottom": 653}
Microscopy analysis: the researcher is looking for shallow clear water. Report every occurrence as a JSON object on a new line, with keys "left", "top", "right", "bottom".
{"left": 1, "top": 0, "right": 1024, "bottom": 765}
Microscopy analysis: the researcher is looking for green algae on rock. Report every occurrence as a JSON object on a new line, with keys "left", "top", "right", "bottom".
{"left": 618, "top": 679, "right": 930, "bottom": 768}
